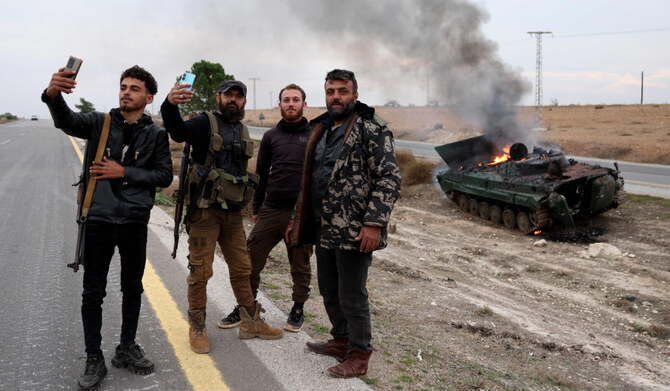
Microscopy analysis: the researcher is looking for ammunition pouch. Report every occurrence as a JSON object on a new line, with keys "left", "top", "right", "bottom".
{"left": 186, "top": 164, "right": 259, "bottom": 209}
{"left": 185, "top": 112, "right": 257, "bottom": 210}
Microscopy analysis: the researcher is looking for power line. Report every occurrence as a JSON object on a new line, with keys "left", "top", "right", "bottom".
{"left": 554, "top": 27, "right": 670, "bottom": 38}
{"left": 498, "top": 27, "right": 670, "bottom": 46}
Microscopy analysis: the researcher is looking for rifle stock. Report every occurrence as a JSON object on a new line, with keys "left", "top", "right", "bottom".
{"left": 172, "top": 142, "right": 191, "bottom": 258}
{"left": 68, "top": 179, "right": 86, "bottom": 272}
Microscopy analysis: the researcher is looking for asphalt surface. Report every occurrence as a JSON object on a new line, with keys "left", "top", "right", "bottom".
{"left": 0, "top": 119, "right": 371, "bottom": 391}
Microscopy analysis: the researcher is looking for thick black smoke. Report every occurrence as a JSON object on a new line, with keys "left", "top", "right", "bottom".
{"left": 290, "top": 0, "right": 531, "bottom": 143}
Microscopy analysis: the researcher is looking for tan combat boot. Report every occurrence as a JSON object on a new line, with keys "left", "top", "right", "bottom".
{"left": 238, "top": 302, "right": 284, "bottom": 340}
{"left": 188, "top": 311, "right": 211, "bottom": 354}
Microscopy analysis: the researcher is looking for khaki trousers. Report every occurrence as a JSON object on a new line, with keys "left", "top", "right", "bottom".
{"left": 247, "top": 206, "right": 313, "bottom": 303}
{"left": 186, "top": 208, "right": 254, "bottom": 319}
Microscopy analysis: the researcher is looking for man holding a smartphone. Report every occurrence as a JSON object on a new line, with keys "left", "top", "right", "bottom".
{"left": 42, "top": 64, "right": 172, "bottom": 390}
{"left": 161, "top": 79, "right": 283, "bottom": 355}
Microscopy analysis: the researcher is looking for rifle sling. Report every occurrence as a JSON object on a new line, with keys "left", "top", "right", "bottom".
{"left": 80, "top": 113, "right": 111, "bottom": 221}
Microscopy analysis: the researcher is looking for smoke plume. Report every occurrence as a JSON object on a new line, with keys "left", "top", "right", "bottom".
{"left": 290, "top": 0, "right": 531, "bottom": 144}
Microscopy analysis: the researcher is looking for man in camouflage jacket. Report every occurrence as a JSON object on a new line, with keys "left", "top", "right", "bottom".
{"left": 287, "top": 69, "right": 401, "bottom": 378}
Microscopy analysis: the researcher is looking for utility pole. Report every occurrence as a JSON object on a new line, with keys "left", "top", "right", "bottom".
{"left": 528, "top": 31, "right": 552, "bottom": 124}
{"left": 426, "top": 74, "right": 431, "bottom": 106}
{"left": 249, "top": 77, "right": 260, "bottom": 111}
{"left": 641, "top": 71, "right": 644, "bottom": 105}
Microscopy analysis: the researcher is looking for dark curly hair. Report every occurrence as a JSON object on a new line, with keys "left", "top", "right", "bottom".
{"left": 325, "top": 69, "right": 357, "bottom": 94}
{"left": 120, "top": 65, "right": 158, "bottom": 95}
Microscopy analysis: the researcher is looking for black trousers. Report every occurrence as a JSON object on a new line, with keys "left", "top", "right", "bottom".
{"left": 315, "top": 227, "right": 373, "bottom": 353}
{"left": 81, "top": 221, "right": 147, "bottom": 357}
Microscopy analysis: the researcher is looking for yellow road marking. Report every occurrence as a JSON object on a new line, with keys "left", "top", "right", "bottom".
{"left": 69, "top": 135, "right": 229, "bottom": 391}
{"left": 143, "top": 261, "right": 230, "bottom": 391}
{"left": 69, "top": 136, "right": 83, "bottom": 162}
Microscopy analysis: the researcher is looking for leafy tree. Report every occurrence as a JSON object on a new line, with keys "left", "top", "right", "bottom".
{"left": 75, "top": 97, "right": 95, "bottom": 113}
{"left": 384, "top": 100, "right": 400, "bottom": 107}
{"left": 1, "top": 112, "right": 18, "bottom": 120}
{"left": 177, "top": 60, "right": 234, "bottom": 115}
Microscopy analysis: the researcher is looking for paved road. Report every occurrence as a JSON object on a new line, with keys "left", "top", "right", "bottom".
{"left": 251, "top": 126, "right": 670, "bottom": 198}
{"left": 0, "top": 120, "right": 370, "bottom": 391}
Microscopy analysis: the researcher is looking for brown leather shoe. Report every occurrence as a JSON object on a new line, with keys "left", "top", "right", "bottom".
{"left": 327, "top": 349, "right": 372, "bottom": 378}
{"left": 306, "top": 337, "right": 348, "bottom": 362}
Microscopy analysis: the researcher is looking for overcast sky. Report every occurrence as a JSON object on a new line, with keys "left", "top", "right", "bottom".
{"left": 2, "top": 0, "right": 669, "bottom": 118}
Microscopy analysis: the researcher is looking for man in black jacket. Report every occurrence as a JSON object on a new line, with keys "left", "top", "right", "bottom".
{"left": 218, "top": 84, "right": 312, "bottom": 333}
{"left": 161, "top": 79, "right": 283, "bottom": 356}
{"left": 43, "top": 65, "right": 172, "bottom": 391}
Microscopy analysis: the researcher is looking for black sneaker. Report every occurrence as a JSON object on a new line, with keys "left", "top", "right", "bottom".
{"left": 284, "top": 306, "right": 304, "bottom": 332}
{"left": 111, "top": 343, "right": 155, "bottom": 375}
{"left": 78, "top": 356, "right": 107, "bottom": 390}
{"left": 217, "top": 306, "right": 241, "bottom": 329}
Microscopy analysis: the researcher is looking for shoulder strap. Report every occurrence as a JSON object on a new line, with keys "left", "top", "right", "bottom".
{"left": 204, "top": 112, "right": 223, "bottom": 169}
{"left": 80, "top": 113, "right": 111, "bottom": 219}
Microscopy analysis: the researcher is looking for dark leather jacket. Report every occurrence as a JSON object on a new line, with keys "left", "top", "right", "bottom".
{"left": 43, "top": 92, "right": 173, "bottom": 224}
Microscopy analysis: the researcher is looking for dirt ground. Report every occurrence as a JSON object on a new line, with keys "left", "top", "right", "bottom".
{"left": 163, "top": 105, "right": 670, "bottom": 390}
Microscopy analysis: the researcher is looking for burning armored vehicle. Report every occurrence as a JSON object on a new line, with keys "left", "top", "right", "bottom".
{"left": 434, "top": 135, "right": 624, "bottom": 233}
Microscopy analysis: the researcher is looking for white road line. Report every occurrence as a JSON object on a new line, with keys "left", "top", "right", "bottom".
{"left": 0, "top": 140, "right": 10, "bottom": 145}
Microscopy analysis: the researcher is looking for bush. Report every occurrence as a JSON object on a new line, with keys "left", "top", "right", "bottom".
{"left": 396, "top": 149, "right": 436, "bottom": 188}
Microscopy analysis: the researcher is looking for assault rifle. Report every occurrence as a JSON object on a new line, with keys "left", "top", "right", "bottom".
{"left": 69, "top": 175, "right": 86, "bottom": 272}
{"left": 172, "top": 142, "right": 191, "bottom": 258}
{"left": 68, "top": 113, "right": 112, "bottom": 272}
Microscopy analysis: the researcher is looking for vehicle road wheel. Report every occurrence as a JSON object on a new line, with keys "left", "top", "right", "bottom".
{"left": 529, "top": 208, "right": 550, "bottom": 229}
{"left": 489, "top": 205, "right": 502, "bottom": 225}
{"left": 469, "top": 198, "right": 479, "bottom": 215}
{"left": 479, "top": 201, "right": 490, "bottom": 220}
{"left": 458, "top": 194, "right": 469, "bottom": 211}
{"left": 517, "top": 212, "right": 532, "bottom": 234}
{"left": 502, "top": 208, "right": 516, "bottom": 229}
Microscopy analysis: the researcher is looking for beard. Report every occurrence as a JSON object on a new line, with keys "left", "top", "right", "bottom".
{"left": 280, "top": 105, "right": 304, "bottom": 122}
{"left": 219, "top": 101, "right": 244, "bottom": 122}
{"left": 119, "top": 98, "right": 144, "bottom": 113}
{"left": 327, "top": 98, "right": 355, "bottom": 121}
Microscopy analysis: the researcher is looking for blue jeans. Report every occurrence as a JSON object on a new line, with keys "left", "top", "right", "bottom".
{"left": 81, "top": 222, "right": 147, "bottom": 357}
{"left": 315, "top": 229, "right": 372, "bottom": 353}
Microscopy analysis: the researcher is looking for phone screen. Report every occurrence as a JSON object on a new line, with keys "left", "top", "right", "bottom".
{"left": 180, "top": 72, "right": 196, "bottom": 90}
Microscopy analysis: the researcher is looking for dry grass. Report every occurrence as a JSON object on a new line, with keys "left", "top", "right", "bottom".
{"left": 647, "top": 324, "right": 670, "bottom": 339}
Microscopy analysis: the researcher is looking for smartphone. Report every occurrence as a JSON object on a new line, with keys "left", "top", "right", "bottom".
{"left": 179, "top": 71, "right": 196, "bottom": 90}
{"left": 64, "top": 56, "right": 83, "bottom": 80}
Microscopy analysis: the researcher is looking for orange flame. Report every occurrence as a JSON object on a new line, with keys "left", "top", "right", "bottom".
{"left": 487, "top": 144, "right": 511, "bottom": 166}
{"left": 533, "top": 230, "right": 542, "bottom": 235}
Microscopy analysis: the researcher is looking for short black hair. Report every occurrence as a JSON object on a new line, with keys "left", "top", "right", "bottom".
{"left": 279, "top": 83, "right": 306, "bottom": 101}
{"left": 120, "top": 65, "right": 158, "bottom": 95}
{"left": 325, "top": 69, "right": 357, "bottom": 94}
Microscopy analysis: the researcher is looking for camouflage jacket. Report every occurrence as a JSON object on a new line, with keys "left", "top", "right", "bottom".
{"left": 290, "top": 102, "right": 401, "bottom": 251}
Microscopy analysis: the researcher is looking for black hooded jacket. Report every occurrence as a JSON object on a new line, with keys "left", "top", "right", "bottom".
{"left": 42, "top": 92, "right": 173, "bottom": 224}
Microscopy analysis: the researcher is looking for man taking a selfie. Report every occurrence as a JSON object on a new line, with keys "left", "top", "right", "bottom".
{"left": 42, "top": 64, "right": 172, "bottom": 390}
{"left": 161, "top": 79, "right": 283, "bottom": 355}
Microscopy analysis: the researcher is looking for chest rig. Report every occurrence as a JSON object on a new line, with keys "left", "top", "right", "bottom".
{"left": 186, "top": 112, "right": 259, "bottom": 210}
